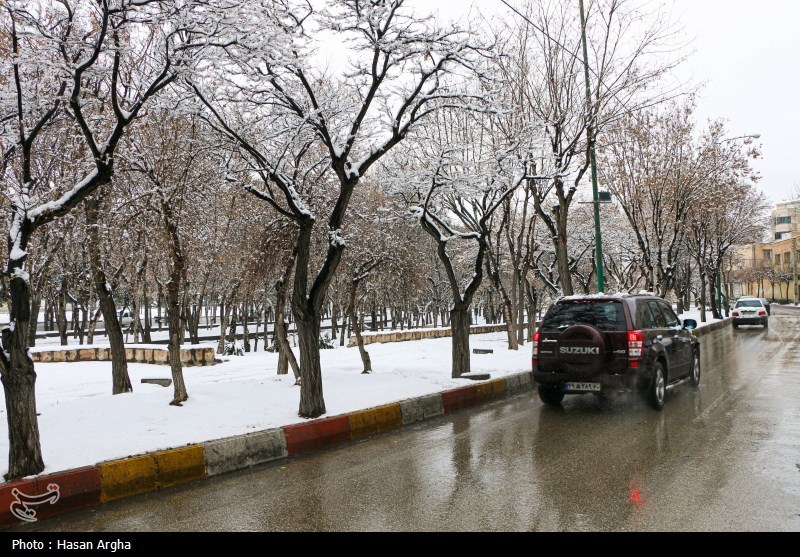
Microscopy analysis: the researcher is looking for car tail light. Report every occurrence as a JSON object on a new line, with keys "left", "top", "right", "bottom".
{"left": 758, "top": 310, "right": 766, "bottom": 316}
{"left": 532, "top": 331, "right": 540, "bottom": 366}
{"left": 628, "top": 330, "right": 644, "bottom": 368}
{"left": 732, "top": 310, "right": 740, "bottom": 316}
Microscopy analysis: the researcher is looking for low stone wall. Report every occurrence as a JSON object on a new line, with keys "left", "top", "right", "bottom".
{"left": 30, "top": 345, "right": 217, "bottom": 366}
{"left": 348, "top": 323, "right": 528, "bottom": 347}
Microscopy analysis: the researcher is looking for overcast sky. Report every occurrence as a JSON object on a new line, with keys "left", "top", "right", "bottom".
{"left": 409, "top": 0, "right": 800, "bottom": 205}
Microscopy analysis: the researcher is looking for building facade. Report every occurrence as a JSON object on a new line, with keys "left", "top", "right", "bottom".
{"left": 730, "top": 232, "right": 799, "bottom": 302}
{"left": 771, "top": 199, "right": 800, "bottom": 240}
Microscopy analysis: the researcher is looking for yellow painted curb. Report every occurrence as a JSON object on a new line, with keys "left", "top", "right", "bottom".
{"left": 476, "top": 378, "right": 508, "bottom": 403}
{"left": 153, "top": 445, "right": 206, "bottom": 489}
{"left": 349, "top": 403, "right": 403, "bottom": 441}
{"left": 99, "top": 455, "right": 157, "bottom": 503}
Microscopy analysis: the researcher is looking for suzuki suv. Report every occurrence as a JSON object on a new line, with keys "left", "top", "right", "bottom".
{"left": 531, "top": 293, "right": 700, "bottom": 410}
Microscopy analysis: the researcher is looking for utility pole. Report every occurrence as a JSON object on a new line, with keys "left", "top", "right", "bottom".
{"left": 793, "top": 235, "right": 798, "bottom": 305}
{"left": 794, "top": 203, "right": 799, "bottom": 305}
{"left": 579, "top": 0, "right": 604, "bottom": 293}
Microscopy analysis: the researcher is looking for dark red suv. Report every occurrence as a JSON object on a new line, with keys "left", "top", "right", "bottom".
{"left": 531, "top": 293, "right": 701, "bottom": 410}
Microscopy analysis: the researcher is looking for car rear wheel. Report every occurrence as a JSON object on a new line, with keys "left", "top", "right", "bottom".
{"left": 689, "top": 349, "right": 701, "bottom": 387}
{"left": 763, "top": 319, "right": 769, "bottom": 328}
{"left": 538, "top": 385, "right": 565, "bottom": 405}
{"left": 732, "top": 322, "right": 739, "bottom": 329}
{"left": 647, "top": 362, "right": 666, "bottom": 410}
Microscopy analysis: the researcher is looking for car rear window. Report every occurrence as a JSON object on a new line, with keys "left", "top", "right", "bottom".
{"left": 735, "top": 300, "right": 762, "bottom": 308}
{"left": 540, "top": 301, "right": 628, "bottom": 332}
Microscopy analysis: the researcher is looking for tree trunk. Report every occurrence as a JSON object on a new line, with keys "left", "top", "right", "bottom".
{"left": 291, "top": 226, "right": 330, "bottom": 418}
{"left": 217, "top": 298, "right": 228, "bottom": 354}
{"left": 294, "top": 306, "right": 325, "bottom": 416}
{"left": 555, "top": 205, "right": 573, "bottom": 296}
{"left": 27, "top": 291, "right": 42, "bottom": 348}
{"left": 242, "top": 304, "right": 251, "bottom": 352}
{"left": 87, "top": 307, "right": 101, "bottom": 345}
{"left": 77, "top": 301, "right": 87, "bottom": 345}
{"left": 263, "top": 304, "right": 271, "bottom": 351}
{"left": 142, "top": 288, "right": 152, "bottom": 343}
{"left": 485, "top": 256, "right": 518, "bottom": 350}
{"left": 157, "top": 285, "right": 164, "bottom": 331}
{"left": 0, "top": 223, "right": 45, "bottom": 479}
{"left": 228, "top": 306, "right": 238, "bottom": 346}
{"left": 1, "top": 370, "right": 43, "bottom": 481}
{"left": 275, "top": 257, "right": 301, "bottom": 383}
{"left": 347, "top": 278, "right": 372, "bottom": 373}
{"left": 71, "top": 299, "right": 79, "bottom": 340}
{"left": 167, "top": 277, "right": 188, "bottom": 406}
{"left": 339, "top": 314, "right": 348, "bottom": 347}
{"left": 450, "top": 305, "right": 471, "bottom": 378}
{"left": 330, "top": 303, "right": 338, "bottom": 340}
{"left": 699, "top": 272, "right": 708, "bottom": 323}
{"left": 516, "top": 274, "right": 526, "bottom": 345}
{"left": 159, "top": 197, "right": 188, "bottom": 406}
{"left": 86, "top": 195, "right": 132, "bottom": 395}
{"left": 98, "top": 286, "right": 132, "bottom": 395}
{"left": 56, "top": 277, "right": 68, "bottom": 346}
{"left": 130, "top": 297, "right": 140, "bottom": 344}
{"left": 354, "top": 313, "right": 372, "bottom": 373}
{"left": 253, "top": 307, "right": 261, "bottom": 352}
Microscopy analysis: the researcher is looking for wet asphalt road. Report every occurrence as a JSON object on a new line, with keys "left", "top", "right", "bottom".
{"left": 8, "top": 306, "right": 800, "bottom": 532}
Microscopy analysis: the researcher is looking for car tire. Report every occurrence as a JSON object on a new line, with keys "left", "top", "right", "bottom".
{"left": 763, "top": 319, "right": 769, "bottom": 328}
{"left": 538, "top": 385, "right": 565, "bottom": 405}
{"left": 647, "top": 361, "right": 666, "bottom": 410}
{"left": 732, "top": 322, "right": 739, "bottom": 329}
{"left": 689, "top": 349, "right": 701, "bottom": 387}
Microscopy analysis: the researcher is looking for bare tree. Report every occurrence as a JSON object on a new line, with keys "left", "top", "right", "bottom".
{"left": 684, "top": 122, "right": 765, "bottom": 320}
{"left": 190, "top": 0, "right": 493, "bottom": 416}
{"left": 495, "top": 0, "right": 688, "bottom": 295}
{"left": 0, "top": 0, "right": 201, "bottom": 479}
{"left": 600, "top": 100, "right": 701, "bottom": 298}
{"left": 391, "top": 105, "right": 538, "bottom": 378}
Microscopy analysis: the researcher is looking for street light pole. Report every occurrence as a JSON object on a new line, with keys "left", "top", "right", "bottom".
{"left": 793, "top": 234, "right": 798, "bottom": 305}
{"left": 714, "top": 132, "right": 760, "bottom": 313}
{"left": 579, "top": 0, "right": 604, "bottom": 293}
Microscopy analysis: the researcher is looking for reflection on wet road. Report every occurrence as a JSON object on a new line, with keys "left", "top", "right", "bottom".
{"left": 9, "top": 307, "right": 800, "bottom": 532}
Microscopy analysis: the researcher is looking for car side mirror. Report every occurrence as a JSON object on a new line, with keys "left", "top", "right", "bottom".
{"left": 682, "top": 318, "right": 697, "bottom": 330}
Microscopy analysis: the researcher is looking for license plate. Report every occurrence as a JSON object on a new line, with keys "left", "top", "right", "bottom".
{"left": 564, "top": 382, "right": 601, "bottom": 392}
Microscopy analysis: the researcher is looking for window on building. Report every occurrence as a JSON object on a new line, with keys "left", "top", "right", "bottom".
{"left": 776, "top": 254, "right": 781, "bottom": 265}
{"left": 777, "top": 216, "right": 792, "bottom": 225}
{"left": 763, "top": 249, "right": 773, "bottom": 260}
{"left": 786, "top": 252, "right": 791, "bottom": 264}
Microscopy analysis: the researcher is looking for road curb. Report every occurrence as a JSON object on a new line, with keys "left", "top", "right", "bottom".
{"left": 204, "top": 429, "right": 288, "bottom": 478}
{"left": 0, "top": 370, "right": 534, "bottom": 529}
{"left": 0, "top": 466, "right": 102, "bottom": 529}
{"left": 692, "top": 317, "right": 731, "bottom": 337}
